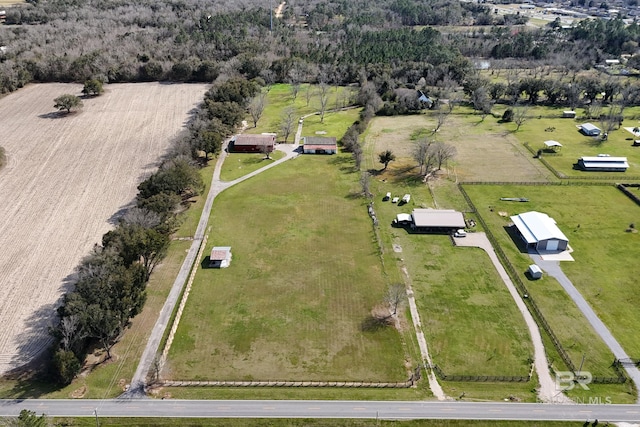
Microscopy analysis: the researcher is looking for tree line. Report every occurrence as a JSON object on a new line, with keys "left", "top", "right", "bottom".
{"left": 48, "top": 76, "right": 258, "bottom": 385}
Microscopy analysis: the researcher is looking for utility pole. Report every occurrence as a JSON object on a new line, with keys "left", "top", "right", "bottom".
{"left": 94, "top": 408, "right": 99, "bottom": 427}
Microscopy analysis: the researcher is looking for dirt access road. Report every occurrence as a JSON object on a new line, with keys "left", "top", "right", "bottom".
{"left": 0, "top": 82, "right": 208, "bottom": 375}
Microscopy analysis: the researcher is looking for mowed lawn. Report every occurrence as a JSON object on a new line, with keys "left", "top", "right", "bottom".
{"left": 402, "top": 239, "right": 534, "bottom": 377}
{"left": 463, "top": 184, "right": 640, "bottom": 373}
{"left": 168, "top": 154, "right": 407, "bottom": 381}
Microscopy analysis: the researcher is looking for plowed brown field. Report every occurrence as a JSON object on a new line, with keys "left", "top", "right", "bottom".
{"left": 0, "top": 83, "right": 208, "bottom": 375}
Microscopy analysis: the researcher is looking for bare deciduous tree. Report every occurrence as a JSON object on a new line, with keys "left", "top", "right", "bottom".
{"left": 248, "top": 92, "right": 267, "bottom": 128}
{"left": 318, "top": 82, "right": 330, "bottom": 123}
{"left": 360, "top": 171, "right": 371, "bottom": 198}
{"left": 261, "top": 141, "right": 273, "bottom": 160}
{"left": 121, "top": 207, "right": 162, "bottom": 228}
{"left": 513, "top": 105, "right": 529, "bottom": 131}
{"left": 280, "top": 106, "right": 296, "bottom": 143}
{"left": 305, "top": 84, "right": 313, "bottom": 106}
{"left": 352, "top": 143, "right": 363, "bottom": 170}
{"left": 600, "top": 103, "right": 624, "bottom": 141}
{"left": 59, "top": 314, "right": 82, "bottom": 352}
{"left": 412, "top": 139, "right": 432, "bottom": 175}
{"left": 432, "top": 142, "right": 457, "bottom": 170}
{"left": 385, "top": 284, "right": 407, "bottom": 316}
{"left": 432, "top": 108, "right": 450, "bottom": 134}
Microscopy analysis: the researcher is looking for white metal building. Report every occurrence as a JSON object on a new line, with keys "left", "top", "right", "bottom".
{"left": 510, "top": 211, "right": 569, "bottom": 252}
{"left": 578, "top": 156, "right": 629, "bottom": 172}
{"left": 411, "top": 209, "right": 465, "bottom": 232}
{"left": 579, "top": 123, "right": 601, "bottom": 136}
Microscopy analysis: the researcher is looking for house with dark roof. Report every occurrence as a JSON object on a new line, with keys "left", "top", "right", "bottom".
{"left": 231, "top": 134, "right": 275, "bottom": 153}
{"left": 510, "top": 211, "right": 568, "bottom": 252}
{"left": 303, "top": 136, "right": 337, "bottom": 154}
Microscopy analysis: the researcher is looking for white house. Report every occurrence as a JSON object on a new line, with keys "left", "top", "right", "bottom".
{"left": 580, "top": 123, "right": 601, "bottom": 136}
{"left": 210, "top": 246, "right": 232, "bottom": 268}
{"left": 510, "top": 211, "right": 569, "bottom": 252}
{"left": 577, "top": 156, "right": 629, "bottom": 172}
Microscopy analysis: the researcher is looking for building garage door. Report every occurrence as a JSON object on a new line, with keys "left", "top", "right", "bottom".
{"left": 546, "top": 240, "right": 559, "bottom": 251}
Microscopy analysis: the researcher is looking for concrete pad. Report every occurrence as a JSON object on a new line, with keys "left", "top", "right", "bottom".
{"left": 534, "top": 245, "right": 574, "bottom": 262}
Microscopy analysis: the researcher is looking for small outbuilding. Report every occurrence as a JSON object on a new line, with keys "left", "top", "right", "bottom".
{"left": 577, "top": 156, "right": 628, "bottom": 172}
{"left": 411, "top": 209, "right": 465, "bottom": 233}
{"left": 544, "top": 140, "right": 563, "bottom": 152}
{"left": 232, "top": 134, "right": 275, "bottom": 153}
{"left": 579, "top": 123, "right": 601, "bottom": 136}
{"left": 562, "top": 111, "right": 576, "bottom": 118}
{"left": 510, "top": 211, "right": 569, "bottom": 252}
{"left": 209, "top": 246, "right": 232, "bottom": 268}
{"left": 303, "top": 136, "right": 337, "bottom": 154}
{"left": 528, "top": 264, "right": 543, "bottom": 279}
{"left": 393, "top": 213, "right": 413, "bottom": 226}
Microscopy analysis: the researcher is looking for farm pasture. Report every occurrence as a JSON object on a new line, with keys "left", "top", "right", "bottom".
{"left": 463, "top": 184, "right": 639, "bottom": 402}
{"left": 0, "top": 82, "right": 208, "bottom": 375}
{"left": 167, "top": 155, "right": 408, "bottom": 382}
{"left": 364, "top": 112, "right": 551, "bottom": 183}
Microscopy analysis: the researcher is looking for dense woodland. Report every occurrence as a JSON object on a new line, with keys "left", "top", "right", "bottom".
{"left": 1, "top": 0, "right": 640, "bottom": 94}
{"left": 3, "top": 0, "right": 640, "bottom": 383}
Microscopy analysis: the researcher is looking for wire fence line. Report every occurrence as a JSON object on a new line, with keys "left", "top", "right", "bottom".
{"left": 457, "top": 183, "right": 628, "bottom": 384}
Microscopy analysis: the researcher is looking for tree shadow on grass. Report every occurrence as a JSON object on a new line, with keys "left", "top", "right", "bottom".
{"left": 361, "top": 315, "right": 392, "bottom": 332}
{"left": 329, "top": 155, "right": 357, "bottom": 174}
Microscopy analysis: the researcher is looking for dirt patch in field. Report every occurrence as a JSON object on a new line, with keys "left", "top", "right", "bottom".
{"left": 0, "top": 82, "right": 208, "bottom": 375}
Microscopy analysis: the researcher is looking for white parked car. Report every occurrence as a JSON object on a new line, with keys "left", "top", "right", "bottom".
{"left": 454, "top": 229, "right": 467, "bottom": 238}
{"left": 391, "top": 197, "right": 400, "bottom": 203}
{"left": 384, "top": 192, "right": 391, "bottom": 201}
{"left": 401, "top": 194, "right": 411, "bottom": 203}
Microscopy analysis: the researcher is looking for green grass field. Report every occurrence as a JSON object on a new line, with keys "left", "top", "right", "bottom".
{"left": 247, "top": 84, "right": 357, "bottom": 139}
{"left": 499, "top": 106, "right": 640, "bottom": 179}
{"left": 167, "top": 154, "right": 409, "bottom": 382}
{"left": 219, "top": 150, "right": 286, "bottom": 182}
{"left": 361, "top": 132, "right": 537, "bottom": 400}
{"left": 462, "top": 184, "right": 639, "bottom": 402}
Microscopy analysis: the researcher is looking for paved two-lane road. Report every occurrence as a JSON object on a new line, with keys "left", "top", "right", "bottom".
{"left": 0, "top": 400, "right": 639, "bottom": 423}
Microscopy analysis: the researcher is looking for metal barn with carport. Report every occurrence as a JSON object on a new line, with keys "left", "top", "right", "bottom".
{"left": 510, "top": 211, "right": 569, "bottom": 252}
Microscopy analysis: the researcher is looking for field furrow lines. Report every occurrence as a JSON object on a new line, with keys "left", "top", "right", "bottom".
{"left": 0, "top": 83, "right": 208, "bottom": 375}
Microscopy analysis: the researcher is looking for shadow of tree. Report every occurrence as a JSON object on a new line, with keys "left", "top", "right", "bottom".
{"left": 361, "top": 315, "right": 392, "bottom": 332}
{"left": 38, "top": 111, "right": 69, "bottom": 120}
